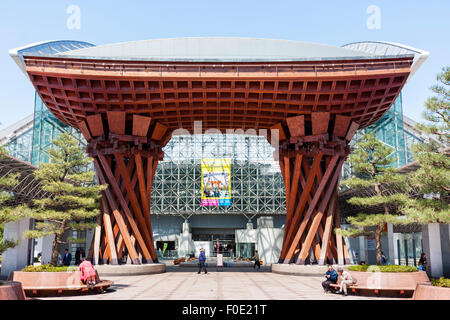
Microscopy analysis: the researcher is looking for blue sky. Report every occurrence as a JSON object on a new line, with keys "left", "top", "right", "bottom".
{"left": 0, "top": 0, "right": 448, "bottom": 128}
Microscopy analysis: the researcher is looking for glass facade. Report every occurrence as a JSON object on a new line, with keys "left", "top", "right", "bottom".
{"left": 342, "top": 93, "right": 425, "bottom": 180}
{"left": 152, "top": 134, "right": 286, "bottom": 215}
{"left": 31, "top": 93, "right": 85, "bottom": 166}
{"left": 2, "top": 125, "right": 33, "bottom": 163}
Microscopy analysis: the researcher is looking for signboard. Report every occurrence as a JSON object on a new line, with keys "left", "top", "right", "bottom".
{"left": 217, "top": 254, "right": 223, "bottom": 267}
{"left": 367, "top": 239, "right": 376, "bottom": 251}
{"left": 201, "top": 159, "right": 231, "bottom": 206}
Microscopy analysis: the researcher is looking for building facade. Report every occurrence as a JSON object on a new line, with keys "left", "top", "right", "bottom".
{"left": 4, "top": 38, "right": 446, "bottom": 272}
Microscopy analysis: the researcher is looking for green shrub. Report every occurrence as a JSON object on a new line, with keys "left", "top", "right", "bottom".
{"left": 21, "top": 264, "right": 76, "bottom": 272}
{"left": 348, "top": 265, "right": 418, "bottom": 272}
{"left": 431, "top": 277, "right": 450, "bottom": 288}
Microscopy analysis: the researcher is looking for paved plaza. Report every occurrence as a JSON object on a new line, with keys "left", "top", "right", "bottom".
{"left": 36, "top": 266, "right": 401, "bottom": 300}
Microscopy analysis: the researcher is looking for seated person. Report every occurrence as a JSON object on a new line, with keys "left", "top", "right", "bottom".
{"left": 79, "top": 257, "right": 98, "bottom": 289}
{"left": 336, "top": 268, "right": 356, "bottom": 296}
{"left": 322, "top": 265, "right": 338, "bottom": 293}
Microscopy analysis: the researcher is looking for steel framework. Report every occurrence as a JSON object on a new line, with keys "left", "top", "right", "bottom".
{"left": 152, "top": 134, "right": 285, "bottom": 216}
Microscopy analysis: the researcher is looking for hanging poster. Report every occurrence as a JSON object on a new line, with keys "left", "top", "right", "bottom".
{"left": 201, "top": 159, "right": 231, "bottom": 206}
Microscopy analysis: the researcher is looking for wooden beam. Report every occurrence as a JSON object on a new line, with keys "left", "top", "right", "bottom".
{"left": 345, "top": 121, "right": 360, "bottom": 142}
{"left": 107, "top": 153, "right": 152, "bottom": 262}
{"left": 286, "top": 115, "right": 305, "bottom": 137}
{"left": 281, "top": 152, "right": 323, "bottom": 261}
{"left": 86, "top": 114, "right": 104, "bottom": 137}
{"left": 333, "top": 115, "right": 351, "bottom": 138}
{"left": 311, "top": 112, "right": 330, "bottom": 135}
{"left": 151, "top": 122, "right": 168, "bottom": 141}
{"left": 296, "top": 157, "right": 345, "bottom": 264}
{"left": 132, "top": 115, "right": 151, "bottom": 137}
{"left": 135, "top": 153, "right": 151, "bottom": 231}
{"left": 95, "top": 156, "right": 147, "bottom": 263}
{"left": 284, "top": 154, "right": 339, "bottom": 263}
{"left": 101, "top": 197, "right": 119, "bottom": 265}
{"left": 107, "top": 111, "right": 126, "bottom": 135}
{"left": 318, "top": 188, "right": 338, "bottom": 265}
{"left": 334, "top": 193, "right": 345, "bottom": 265}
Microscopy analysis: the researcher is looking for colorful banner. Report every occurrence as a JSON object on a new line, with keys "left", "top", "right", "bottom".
{"left": 201, "top": 159, "right": 231, "bottom": 206}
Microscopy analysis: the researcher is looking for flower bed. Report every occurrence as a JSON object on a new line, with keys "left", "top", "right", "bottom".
{"left": 431, "top": 277, "right": 450, "bottom": 288}
{"left": 348, "top": 265, "right": 418, "bottom": 272}
{"left": 21, "top": 264, "right": 73, "bottom": 272}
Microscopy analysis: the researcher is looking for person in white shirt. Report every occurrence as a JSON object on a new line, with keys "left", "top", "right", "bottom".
{"left": 336, "top": 268, "right": 356, "bottom": 296}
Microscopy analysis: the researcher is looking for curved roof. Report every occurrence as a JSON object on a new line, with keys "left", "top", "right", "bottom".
{"left": 45, "top": 37, "right": 397, "bottom": 62}
{"left": 9, "top": 40, "right": 95, "bottom": 75}
{"left": 342, "top": 41, "right": 429, "bottom": 79}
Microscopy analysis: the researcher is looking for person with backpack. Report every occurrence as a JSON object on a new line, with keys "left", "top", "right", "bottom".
{"left": 198, "top": 248, "right": 207, "bottom": 274}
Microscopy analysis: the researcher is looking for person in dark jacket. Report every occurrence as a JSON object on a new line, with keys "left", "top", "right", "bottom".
{"left": 252, "top": 250, "right": 261, "bottom": 270}
{"left": 62, "top": 249, "right": 72, "bottom": 266}
{"left": 322, "top": 265, "right": 338, "bottom": 293}
{"left": 418, "top": 252, "right": 427, "bottom": 271}
{"left": 198, "top": 248, "right": 207, "bottom": 274}
{"left": 75, "top": 248, "right": 81, "bottom": 265}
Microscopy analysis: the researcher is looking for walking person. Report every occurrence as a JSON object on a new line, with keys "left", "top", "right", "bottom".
{"left": 252, "top": 250, "right": 261, "bottom": 270}
{"left": 336, "top": 268, "right": 357, "bottom": 296}
{"left": 198, "top": 248, "right": 207, "bottom": 274}
{"left": 418, "top": 252, "right": 427, "bottom": 271}
{"left": 322, "top": 265, "right": 338, "bottom": 293}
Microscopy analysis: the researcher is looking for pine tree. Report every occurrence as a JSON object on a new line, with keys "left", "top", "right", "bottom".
{"left": 23, "top": 132, "right": 106, "bottom": 265}
{"left": 415, "top": 66, "right": 449, "bottom": 144}
{"left": 340, "top": 133, "right": 410, "bottom": 265}
{"left": 400, "top": 66, "right": 450, "bottom": 223}
{"left": 0, "top": 147, "right": 26, "bottom": 253}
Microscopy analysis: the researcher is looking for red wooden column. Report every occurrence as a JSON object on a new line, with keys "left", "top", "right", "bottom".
{"left": 83, "top": 112, "right": 170, "bottom": 264}
{"left": 275, "top": 113, "right": 359, "bottom": 265}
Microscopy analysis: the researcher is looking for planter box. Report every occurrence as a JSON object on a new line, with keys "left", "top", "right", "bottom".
{"left": 10, "top": 271, "right": 83, "bottom": 289}
{"left": 342, "top": 270, "right": 430, "bottom": 297}
{"left": 413, "top": 283, "right": 450, "bottom": 300}
{"left": 0, "top": 281, "right": 26, "bottom": 300}
{"left": 9, "top": 271, "right": 113, "bottom": 296}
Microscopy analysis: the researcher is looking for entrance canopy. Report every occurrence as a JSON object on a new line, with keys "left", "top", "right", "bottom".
{"left": 10, "top": 38, "right": 426, "bottom": 266}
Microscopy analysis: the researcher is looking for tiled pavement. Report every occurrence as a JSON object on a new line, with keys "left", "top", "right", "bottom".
{"left": 37, "top": 266, "right": 401, "bottom": 300}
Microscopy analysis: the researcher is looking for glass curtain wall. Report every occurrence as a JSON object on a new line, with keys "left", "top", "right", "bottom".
{"left": 151, "top": 134, "right": 286, "bottom": 216}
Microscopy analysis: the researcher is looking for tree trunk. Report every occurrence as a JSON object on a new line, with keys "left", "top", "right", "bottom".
{"left": 375, "top": 225, "right": 383, "bottom": 265}
{"left": 50, "top": 233, "right": 60, "bottom": 266}
{"left": 50, "top": 221, "right": 66, "bottom": 266}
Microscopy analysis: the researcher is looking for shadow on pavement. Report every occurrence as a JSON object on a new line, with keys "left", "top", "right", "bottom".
{"left": 165, "top": 265, "right": 272, "bottom": 273}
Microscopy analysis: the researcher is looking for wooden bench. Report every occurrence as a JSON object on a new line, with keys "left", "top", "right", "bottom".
{"left": 329, "top": 283, "right": 410, "bottom": 296}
